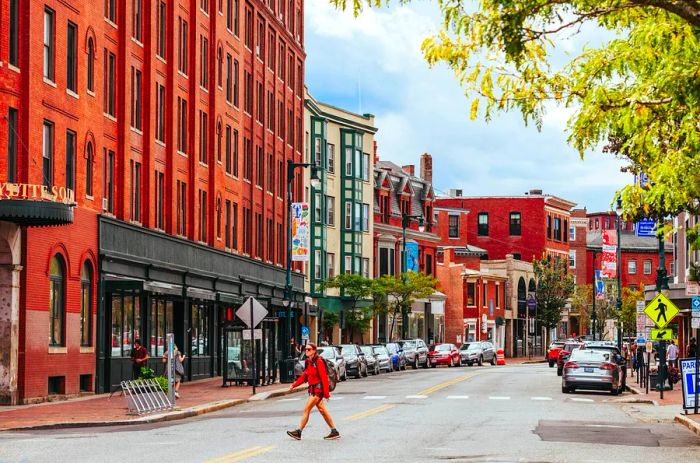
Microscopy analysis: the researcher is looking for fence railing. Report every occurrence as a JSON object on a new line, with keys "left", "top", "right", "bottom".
{"left": 121, "top": 379, "right": 174, "bottom": 415}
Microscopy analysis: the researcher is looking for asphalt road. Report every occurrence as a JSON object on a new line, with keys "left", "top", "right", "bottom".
{"left": 2, "top": 363, "right": 699, "bottom": 463}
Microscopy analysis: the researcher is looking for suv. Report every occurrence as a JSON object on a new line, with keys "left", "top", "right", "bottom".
{"left": 459, "top": 341, "right": 496, "bottom": 366}
{"left": 398, "top": 339, "right": 429, "bottom": 369}
{"left": 547, "top": 341, "right": 566, "bottom": 368}
{"left": 339, "top": 344, "right": 368, "bottom": 379}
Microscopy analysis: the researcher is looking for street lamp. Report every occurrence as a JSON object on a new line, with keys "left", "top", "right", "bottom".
{"left": 280, "top": 161, "right": 321, "bottom": 383}
{"left": 591, "top": 250, "right": 597, "bottom": 341}
{"left": 655, "top": 214, "right": 670, "bottom": 396}
{"left": 615, "top": 198, "right": 623, "bottom": 350}
{"left": 400, "top": 214, "right": 425, "bottom": 339}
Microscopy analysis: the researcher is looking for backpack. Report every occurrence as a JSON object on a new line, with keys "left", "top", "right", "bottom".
{"left": 308, "top": 356, "right": 337, "bottom": 393}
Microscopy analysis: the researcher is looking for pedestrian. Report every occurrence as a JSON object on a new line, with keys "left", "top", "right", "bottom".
{"left": 667, "top": 340, "right": 679, "bottom": 368}
{"left": 130, "top": 339, "right": 149, "bottom": 379}
{"left": 286, "top": 342, "right": 339, "bottom": 441}
{"left": 687, "top": 337, "right": 697, "bottom": 358}
{"left": 162, "top": 342, "right": 186, "bottom": 398}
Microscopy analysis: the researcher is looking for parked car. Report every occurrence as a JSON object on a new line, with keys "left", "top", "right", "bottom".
{"left": 340, "top": 344, "right": 368, "bottom": 378}
{"left": 562, "top": 348, "right": 623, "bottom": 395}
{"left": 385, "top": 342, "right": 407, "bottom": 371}
{"left": 360, "top": 345, "right": 381, "bottom": 375}
{"left": 557, "top": 342, "right": 584, "bottom": 376}
{"left": 547, "top": 341, "right": 566, "bottom": 367}
{"left": 459, "top": 341, "right": 496, "bottom": 366}
{"left": 371, "top": 345, "right": 393, "bottom": 373}
{"left": 428, "top": 343, "right": 461, "bottom": 368}
{"left": 582, "top": 343, "right": 627, "bottom": 389}
{"left": 293, "top": 346, "right": 347, "bottom": 381}
{"left": 398, "top": 339, "right": 429, "bottom": 369}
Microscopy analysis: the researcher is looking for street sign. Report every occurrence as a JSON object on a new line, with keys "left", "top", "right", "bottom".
{"left": 650, "top": 328, "right": 673, "bottom": 341}
{"left": 644, "top": 293, "right": 679, "bottom": 329}
{"left": 236, "top": 297, "right": 268, "bottom": 329}
{"left": 526, "top": 295, "right": 536, "bottom": 310}
{"left": 301, "top": 325, "right": 310, "bottom": 341}
{"left": 680, "top": 358, "right": 699, "bottom": 410}
{"left": 692, "top": 296, "right": 700, "bottom": 317}
{"left": 635, "top": 219, "right": 656, "bottom": 237}
{"left": 242, "top": 329, "right": 263, "bottom": 340}
{"left": 645, "top": 341, "right": 653, "bottom": 354}
{"left": 636, "top": 301, "right": 645, "bottom": 314}
{"left": 687, "top": 281, "right": 700, "bottom": 297}
{"left": 692, "top": 318, "right": 700, "bottom": 329}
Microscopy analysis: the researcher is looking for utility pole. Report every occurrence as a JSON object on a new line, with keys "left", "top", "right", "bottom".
{"left": 591, "top": 250, "right": 597, "bottom": 341}
{"left": 616, "top": 200, "right": 623, "bottom": 351}
{"left": 655, "top": 219, "right": 669, "bottom": 398}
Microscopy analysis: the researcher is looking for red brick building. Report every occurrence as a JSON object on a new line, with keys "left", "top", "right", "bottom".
{"left": 0, "top": 0, "right": 305, "bottom": 404}
{"left": 433, "top": 189, "right": 576, "bottom": 264}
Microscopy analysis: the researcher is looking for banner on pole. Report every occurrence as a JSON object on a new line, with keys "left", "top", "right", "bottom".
{"left": 595, "top": 270, "right": 605, "bottom": 299}
{"left": 291, "top": 202, "right": 310, "bottom": 262}
{"left": 601, "top": 229, "right": 618, "bottom": 278}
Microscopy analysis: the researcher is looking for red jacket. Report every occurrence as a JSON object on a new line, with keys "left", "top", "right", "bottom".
{"left": 292, "top": 355, "right": 331, "bottom": 399}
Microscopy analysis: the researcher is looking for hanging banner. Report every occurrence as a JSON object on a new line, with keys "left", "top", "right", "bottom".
{"left": 291, "top": 202, "right": 310, "bottom": 262}
{"left": 405, "top": 242, "right": 419, "bottom": 272}
{"left": 594, "top": 270, "right": 605, "bottom": 299}
{"left": 601, "top": 229, "right": 618, "bottom": 278}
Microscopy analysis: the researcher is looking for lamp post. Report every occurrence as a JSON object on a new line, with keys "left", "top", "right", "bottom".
{"left": 400, "top": 213, "right": 425, "bottom": 339}
{"left": 591, "top": 250, "right": 597, "bottom": 341}
{"left": 615, "top": 199, "right": 623, "bottom": 351}
{"left": 655, "top": 216, "right": 670, "bottom": 397}
{"left": 280, "top": 161, "right": 320, "bottom": 383}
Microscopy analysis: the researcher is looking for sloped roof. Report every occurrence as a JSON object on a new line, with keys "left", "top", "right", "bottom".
{"left": 374, "top": 160, "right": 433, "bottom": 218}
{"left": 586, "top": 230, "right": 673, "bottom": 252}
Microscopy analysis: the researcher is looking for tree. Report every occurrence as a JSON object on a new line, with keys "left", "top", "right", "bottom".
{"left": 333, "top": 0, "right": 700, "bottom": 217}
{"left": 533, "top": 258, "right": 575, "bottom": 344}
{"left": 620, "top": 286, "right": 644, "bottom": 336}
{"left": 378, "top": 272, "right": 437, "bottom": 341}
{"left": 570, "top": 284, "right": 592, "bottom": 335}
{"left": 321, "top": 311, "right": 339, "bottom": 343}
{"left": 322, "top": 273, "right": 374, "bottom": 342}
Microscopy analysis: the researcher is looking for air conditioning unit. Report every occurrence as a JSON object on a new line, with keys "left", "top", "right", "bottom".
{"left": 279, "top": 13, "right": 283, "bottom": 21}
{"left": 102, "top": 197, "right": 108, "bottom": 211}
{"left": 255, "top": 45, "right": 260, "bottom": 56}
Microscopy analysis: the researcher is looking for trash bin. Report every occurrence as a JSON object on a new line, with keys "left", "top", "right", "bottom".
{"left": 279, "top": 358, "right": 296, "bottom": 383}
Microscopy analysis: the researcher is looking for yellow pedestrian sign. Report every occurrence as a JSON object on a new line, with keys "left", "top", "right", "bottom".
{"left": 644, "top": 293, "right": 679, "bottom": 329}
{"left": 650, "top": 328, "right": 673, "bottom": 341}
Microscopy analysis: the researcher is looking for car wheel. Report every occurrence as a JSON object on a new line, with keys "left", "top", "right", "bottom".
{"left": 478, "top": 356, "right": 483, "bottom": 366}
{"left": 549, "top": 360, "right": 555, "bottom": 368}
{"left": 342, "top": 370, "right": 347, "bottom": 381}
{"left": 562, "top": 385, "right": 570, "bottom": 394}
{"left": 467, "top": 362, "right": 473, "bottom": 367}
{"left": 362, "top": 365, "right": 368, "bottom": 377}
{"left": 611, "top": 386, "right": 619, "bottom": 396}
{"left": 448, "top": 358, "right": 453, "bottom": 368}
{"left": 556, "top": 367, "right": 563, "bottom": 377}
{"left": 412, "top": 358, "right": 418, "bottom": 370}
{"left": 491, "top": 354, "right": 496, "bottom": 366}
{"left": 429, "top": 363, "right": 436, "bottom": 368}
{"left": 355, "top": 367, "right": 362, "bottom": 379}
{"left": 422, "top": 357, "right": 429, "bottom": 369}
{"left": 401, "top": 362, "right": 407, "bottom": 371}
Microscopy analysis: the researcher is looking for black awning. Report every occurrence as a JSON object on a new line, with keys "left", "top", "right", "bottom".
{"left": 0, "top": 199, "right": 74, "bottom": 226}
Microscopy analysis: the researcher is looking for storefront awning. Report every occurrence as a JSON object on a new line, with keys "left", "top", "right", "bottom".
{"left": 0, "top": 199, "right": 73, "bottom": 226}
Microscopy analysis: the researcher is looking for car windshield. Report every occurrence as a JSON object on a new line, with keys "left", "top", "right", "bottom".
{"left": 401, "top": 341, "right": 416, "bottom": 349}
{"left": 550, "top": 342, "right": 565, "bottom": 348}
{"left": 340, "top": 345, "right": 356, "bottom": 355}
{"left": 461, "top": 343, "right": 480, "bottom": 351}
{"left": 360, "top": 346, "right": 373, "bottom": 355}
{"left": 374, "top": 346, "right": 388, "bottom": 355}
{"left": 585, "top": 345, "right": 621, "bottom": 355}
{"left": 564, "top": 343, "right": 580, "bottom": 351}
{"left": 570, "top": 350, "right": 610, "bottom": 363}
{"left": 431, "top": 344, "right": 451, "bottom": 351}
{"left": 318, "top": 348, "right": 334, "bottom": 359}
{"left": 385, "top": 344, "right": 398, "bottom": 354}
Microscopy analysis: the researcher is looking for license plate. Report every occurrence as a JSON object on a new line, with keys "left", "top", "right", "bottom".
{"left": 431, "top": 359, "right": 436, "bottom": 363}
{"left": 584, "top": 367, "right": 593, "bottom": 373}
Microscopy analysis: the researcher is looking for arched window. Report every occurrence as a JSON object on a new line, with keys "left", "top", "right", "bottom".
{"left": 216, "top": 121, "right": 222, "bottom": 163}
{"left": 49, "top": 255, "right": 66, "bottom": 346}
{"left": 216, "top": 197, "right": 222, "bottom": 239}
{"left": 87, "top": 38, "right": 95, "bottom": 92}
{"left": 80, "top": 261, "right": 93, "bottom": 346}
{"left": 86, "top": 142, "right": 94, "bottom": 197}
{"left": 517, "top": 277, "right": 527, "bottom": 317}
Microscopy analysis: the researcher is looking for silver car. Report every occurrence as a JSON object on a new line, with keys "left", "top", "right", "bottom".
{"left": 371, "top": 345, "right": 393, "bottom": 373}
{"left": 360, "top": 345, "right": 381, "bottom": 375}
{"left": 398, "top": 339, "right": 429, "bottom": 369}
{"left": 459, "top": 341, "right": 496, "bottom": 366}
{"left": 562, "top": 349, "right": 622, "bottom": 395}
{"left": 293, "top": 346, "right": 347, "bottom": 381}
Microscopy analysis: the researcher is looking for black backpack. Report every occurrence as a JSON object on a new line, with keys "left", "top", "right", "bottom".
{"left": 308, "top": 356, "right": 337, "bottom": 392}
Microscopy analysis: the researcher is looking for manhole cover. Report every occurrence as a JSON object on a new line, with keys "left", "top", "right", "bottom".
{"left": 534, "top": 420, "right": 658, "bottom": 447}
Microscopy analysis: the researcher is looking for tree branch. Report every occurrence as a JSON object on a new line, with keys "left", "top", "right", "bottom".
{"left": 631, "top": 0, "right": 700, "bottom": 28}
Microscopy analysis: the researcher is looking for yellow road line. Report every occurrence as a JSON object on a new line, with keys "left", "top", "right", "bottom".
{"left": 343, "top": 404, "right": 395, "bottom": 422}
{"left": 417, "top": 374, "right": 476, "bottom": 396}
{"left": 204, "top": 446, "right": 275, "bottom": 463}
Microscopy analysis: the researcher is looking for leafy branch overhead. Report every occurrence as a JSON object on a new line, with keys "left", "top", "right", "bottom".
{"left": 330, "top": 0, "right": 700, "bottom": 217}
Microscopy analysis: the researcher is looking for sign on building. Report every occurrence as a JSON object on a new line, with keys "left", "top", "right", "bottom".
{"left": 291, "top": 202, "right": 310, "bottom": 262}
{"left": 635, "top": 219, "right": 656, "bottom": 237}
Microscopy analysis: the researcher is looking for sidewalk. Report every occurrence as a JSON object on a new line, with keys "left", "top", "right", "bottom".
{"left": 507, "top": 356, "right": 547, "bottom": 365}
{"left": 0, "top": 378, "right": 303, "bottom": 432}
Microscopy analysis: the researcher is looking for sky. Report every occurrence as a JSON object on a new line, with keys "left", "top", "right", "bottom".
{"left": 303, "top": 0, "right": 630, "bottom": 212}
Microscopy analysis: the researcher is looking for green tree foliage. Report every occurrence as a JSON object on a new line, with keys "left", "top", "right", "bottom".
{"left": 620, "top": 286, "right": 644, "bottom": 336}
{"left": 377, "top": 272, "right": 437, "bottom": 340}
{"left": 322, "top": 311, "right": 340, "bottom": 342}
{"left": 331, "top": 0, "right": 700, "bottom": 217}
{"left": 570, "top": 284, "right": 592, "bottom": 334}
{"left": 322, "top": 273, "right": 375, "bottom": 341}
{"left": 533, "top": 258, "right": 575, "bottom": 343}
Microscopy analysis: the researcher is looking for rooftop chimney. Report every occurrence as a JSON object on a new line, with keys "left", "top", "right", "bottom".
{"left": 402, "top": 165, "right": 415, "bottom": 176}
{"left": 420, "top": 153, "right": 433, "bottom": 185}
{"left": 529, "top": 189, "right": 543, "bottom": 196}
{"left": 448, "top": 189, "right": 463, "bottom": 197}
{"left": 373, "top": 140, "right": 379, "bottom": 164}
{"left": 444, "top": 247, "right": 455, "bottom": 265}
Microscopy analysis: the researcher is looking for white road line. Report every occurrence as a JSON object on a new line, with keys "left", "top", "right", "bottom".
{"left": 405, "top": 395, "right": 428, "bottom": 399}
{"left": 330, "top": 396, "right": 344, "bottom": 401}
{"left": 569, "top": 398, "right": 595, "bottom": 402}
{"left": 277, "top": 398, "right": 301, "bottom": 402}
{"left": 488, "top": 396, "right": 511, "bottom": 400}
{"left": 363, "top": 395, "right": 387, "bottom": 400}
{"left": 531, "top": 397, "right": 553, "bottom": 401}
{"left": 446, "top": 395, "right": 470, "bottom": 400}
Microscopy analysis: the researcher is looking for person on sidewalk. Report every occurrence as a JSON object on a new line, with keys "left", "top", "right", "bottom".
{"left": 286, "top": 343, "right": 339, "bottom": 441}
{"left": 687, "top": 337, "right": 697, "bottom": 358}
{"left": 162, "top": 343, "right": 186, "bottom": 399}
{"left": 667, "top": 340, "right": 679, "bottom": 368}
{"left": 130, "top": 339, "right": 149, "bottom": 379}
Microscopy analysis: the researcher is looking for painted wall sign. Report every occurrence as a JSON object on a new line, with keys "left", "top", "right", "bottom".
{"left": 0, "top": 182, "right": 75, "bottom": 204}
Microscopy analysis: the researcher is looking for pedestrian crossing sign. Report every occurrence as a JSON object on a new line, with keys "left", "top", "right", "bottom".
{"left": 644, "top": 293, "right": 679, "bottom": 329}
{"left": 650, "top": 328, "right": 673, "bottom": 341}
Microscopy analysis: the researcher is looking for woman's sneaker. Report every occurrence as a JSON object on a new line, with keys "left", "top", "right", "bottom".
{"left": 286, "top": 429, "right": 302, "bottom": 440}
{"left": 324, "top": 429, "right": 340, "bottom": 440}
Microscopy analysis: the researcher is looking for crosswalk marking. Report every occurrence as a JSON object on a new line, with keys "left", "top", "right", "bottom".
{"left": 569, "top": 398, "right": 595, "bottom": 402}
{"left": 363, "top": 395, "right": 387, "bottom": 400}
{"left": 277, "top": 398, "right": 301, "bottom": 402}
{"left": 488, "top": 396, "right": 511, "bottom": 400}
{"left": 405, "top": 395, "right": 428, "bottom": 399}
{"left": 531, "top": 397, "right": 553, "bottom": 401}
{"left": 330, "top": 396, "right": 344, "bottom": 401}
{"left": 446, "top": 395, "right": 470, "bottom": 400}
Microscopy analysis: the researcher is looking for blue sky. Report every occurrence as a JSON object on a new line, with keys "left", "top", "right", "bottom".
{"left": 303, "top": 0, "right": 630, "bottom": 212}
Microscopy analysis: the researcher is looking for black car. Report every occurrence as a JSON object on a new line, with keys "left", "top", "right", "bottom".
{"left": 339, "top": 344, "right": 368, "bottom": 379}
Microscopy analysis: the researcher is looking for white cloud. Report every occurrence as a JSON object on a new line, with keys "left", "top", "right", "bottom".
{"left": 304, "top": 0, "right": 629, "bottom": 211}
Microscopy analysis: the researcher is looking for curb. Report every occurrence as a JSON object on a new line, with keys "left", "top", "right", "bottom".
{"left": 2, "top": 386, "right": 307, "bottom": 432}
{"left": 675, "top": 414, "right": 700, "bottom": 437}
{"left": 521, "top": 360, "right": 547, "bottom": 364}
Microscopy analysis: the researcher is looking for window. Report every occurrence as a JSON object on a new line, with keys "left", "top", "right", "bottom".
{"left": 225, "top": 54, "right": 233, "bottom": 103}
{"left": 177, "top": 96, "right": 187, "bottom": 153}
{"left": 155, "top": 83, "right": 165, "bottom": 142}
{"left": 354, "top": 203, "right": 362, "bottom": 231}
{"left": 6, "top": 108, "right": 17, "bottom": 183}
{"left": 495, "top": 284, "right": 500, "bottom": 308}
{"left": 327, "top": 253, "right": 335, "bottom": 278}
{"left": 279, "top": 42, "right": 285, "bottom": 79}
{"left": 244, "top": 6, "right": 252, "bottom": 48}
{"left": 224, "top": 199, "right": 232, "bottom": 247}
{"left": 217, "top": 47, "right": 223, "bottom": 87}
{"left": 553, "top": 217, "right": 562, "bottom": 241}
{"left": 509, "top": 212, "right": 521, "bottom": 236}
{"left": 345, "top": 256, "right": 352, "bottom": 274}
{"left": 644, "top": 259, "right": 652, "bottom": 275}
{"left": 569, "top": 225, "right": 576, "bottom": 241}
{"left": 256, "top": 81, "right": 263, "bottom": 123}
{"left": 233, "top": 0, "right": 239, "bottom": 35}
{"left": 233, "top": 59, "right": 239, "bottom": 106}
{"left": 103, "top": 149, "right": 115, "bottom": 213}
{"left": 200, "top": 0, "right": 209, "bottom": 14}
{"left": 42, "top": 120, "right": 54, "bottom": 188}
{"left": 176, "top": 180, "right": 186, "bottom": 235}
{"left": 605, "top": 218, "right": 610, "bottom": 229}
{"left": 85, "top": 142, "right": 93, "bottom": 196}
{"left": 200, "top": 35, "right": 209, "bottom": 89}
{"left": 80, "top": 262, "right": 93, "bottom": 347}
{"left": 244, "top": 71, "right": 253, "bottom": 114}
{"left": 344, "top": 202, "right": 352, "bottom": 229}
{"left": 425, "top": 253, "right": 433, "bottom": 275}
{"left": 326, "top": 196, "right": 335, "bottom": 226}
{"left": 628, "top": 260, "right": 637, "bottom": 275}
{"left": 66, "top": 22, "right": 78, "bottom": 92}
{"left": 467, "top": 282, "right": 476, "bottom": 306}
{"left": 104, "top": 49, "right": 116, "bottom": 116}
{"left": 569, "top": 250, "right": 576, "bottom": 269}
{"left": 190, "top": 304, "right": 209, "bottom": 356}
{"left": 477, "top": 213, "right": 488, "bottom": 236}
{"left": 105, "top": 0, "right": 117, "bottom": 23}
{"left": 256, "top": 18, "right": 264, "bottom": 58}
{"left": 87, "top": 39, "right": 95, "bottom": 92}
{"left": 243, "top": 137, "right": 252, "bottom": 180}
{"left": 255, "top": 212, "right": 263, "bottom": 257}
{"left": 199, "top": 110, "right": 208, "bottom": 164}
{"left": 362, "top": 204, "right": 369, "bottom": 231}
{"left": 362, "top": 258, "right": 370, "bottom": 278}
{"left": 199, "top": 189, "right": 207, "bottom": 241}
{"left": 216, "top": 198, "right": 222, "bottom": 239}
{"left": 178, "top": 17, "right": 188, "bottom": 75}
{"left": 9, "top": 0, "right": 19, "bottom": 67}
{"left": 226, "top": 0, "right": 233, "bottom": 30}
{"left": 233, "top": 129, "right": 239, "bottom": 176}
{"left": 232, "top": 202, "right": 239, "bottom": 250}
{"left": 314, "top": 250, "right": 322, "bottom": 279}
{"left": 363, "top": 153, "right": 370, "bottom": 181}
{"left": 267, "top": 153, "right": 274, "bottom": 192}
{"left": 564, "top": 219, "right": 569, "bottom": 242}
{"left": 130, "top": 67, "right": 142, "bottom": 130}
{"left": 512, "top": 253, "right": 521, "bottom": 260}
{"left": 65, "top": 130, "right": 76, "bottom": 191}
{"left": 155, "top": 171, "right": 164, "bottom": 229}
{"left": 448, "top": 215, "right": 459, "bottom": 238}
{"left": 268, "top": 31, "right": 276, "bottom": 70}
{"left": 327, "top": 143, "right": 335, "bottom": 173}
{"left": 43, "top": 8, "right": 55, "bottom": 81}
{"left": 345, "top": 147, "right": 352, "bottom": 176}
{"left": 132, "top": 0, "right": 143, "bottom": 42}
{"left": 129, "top": 161, "right": 141, "bottom": 222}
{"left": 255, "top": 146, "right": 263, "bottom": 186}
{"left": 224, "top": 125, "right": 232, "bottom": 174}
{"left": 595, "top": 218, "right": 599, "bottom": 229}
{"left": 49, "top": 255, "right": 65, "bottom": 346}
{"left": 156, "top": 1, "right": 166, "bottom": 58}
{"left": 482, "top": 283, "right": 488, "bottom": 308}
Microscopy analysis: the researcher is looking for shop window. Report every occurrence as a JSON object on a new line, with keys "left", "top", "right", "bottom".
{"left": 49, "top": 255, "right": 65, "bottom": 346}
{"left": 191, "top": 303, "right": 210, "bottom": 356}
{"left": 149, "top": 299, "right": 174, "bottom": 356}
{"left": 80, "top": 374, "right": 92, "bottom": 392}
{"left": 80, "top": 261, "right": 93, "bottom": 346}
{"left": 111, "top": 292, "right": 141, "bottom": 357}
{"left": 48, "top": 376, "right": 65, "bottom": 395}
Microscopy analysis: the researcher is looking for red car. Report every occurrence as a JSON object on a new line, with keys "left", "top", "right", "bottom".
{"left": 428, "top": 343, "right": 461, "bottom": 368}
{"left": 557, "top": 342, "right": 583, "bottom": 376}
{"left": 547, "top": 341, "right": 566, "bottom": 368}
